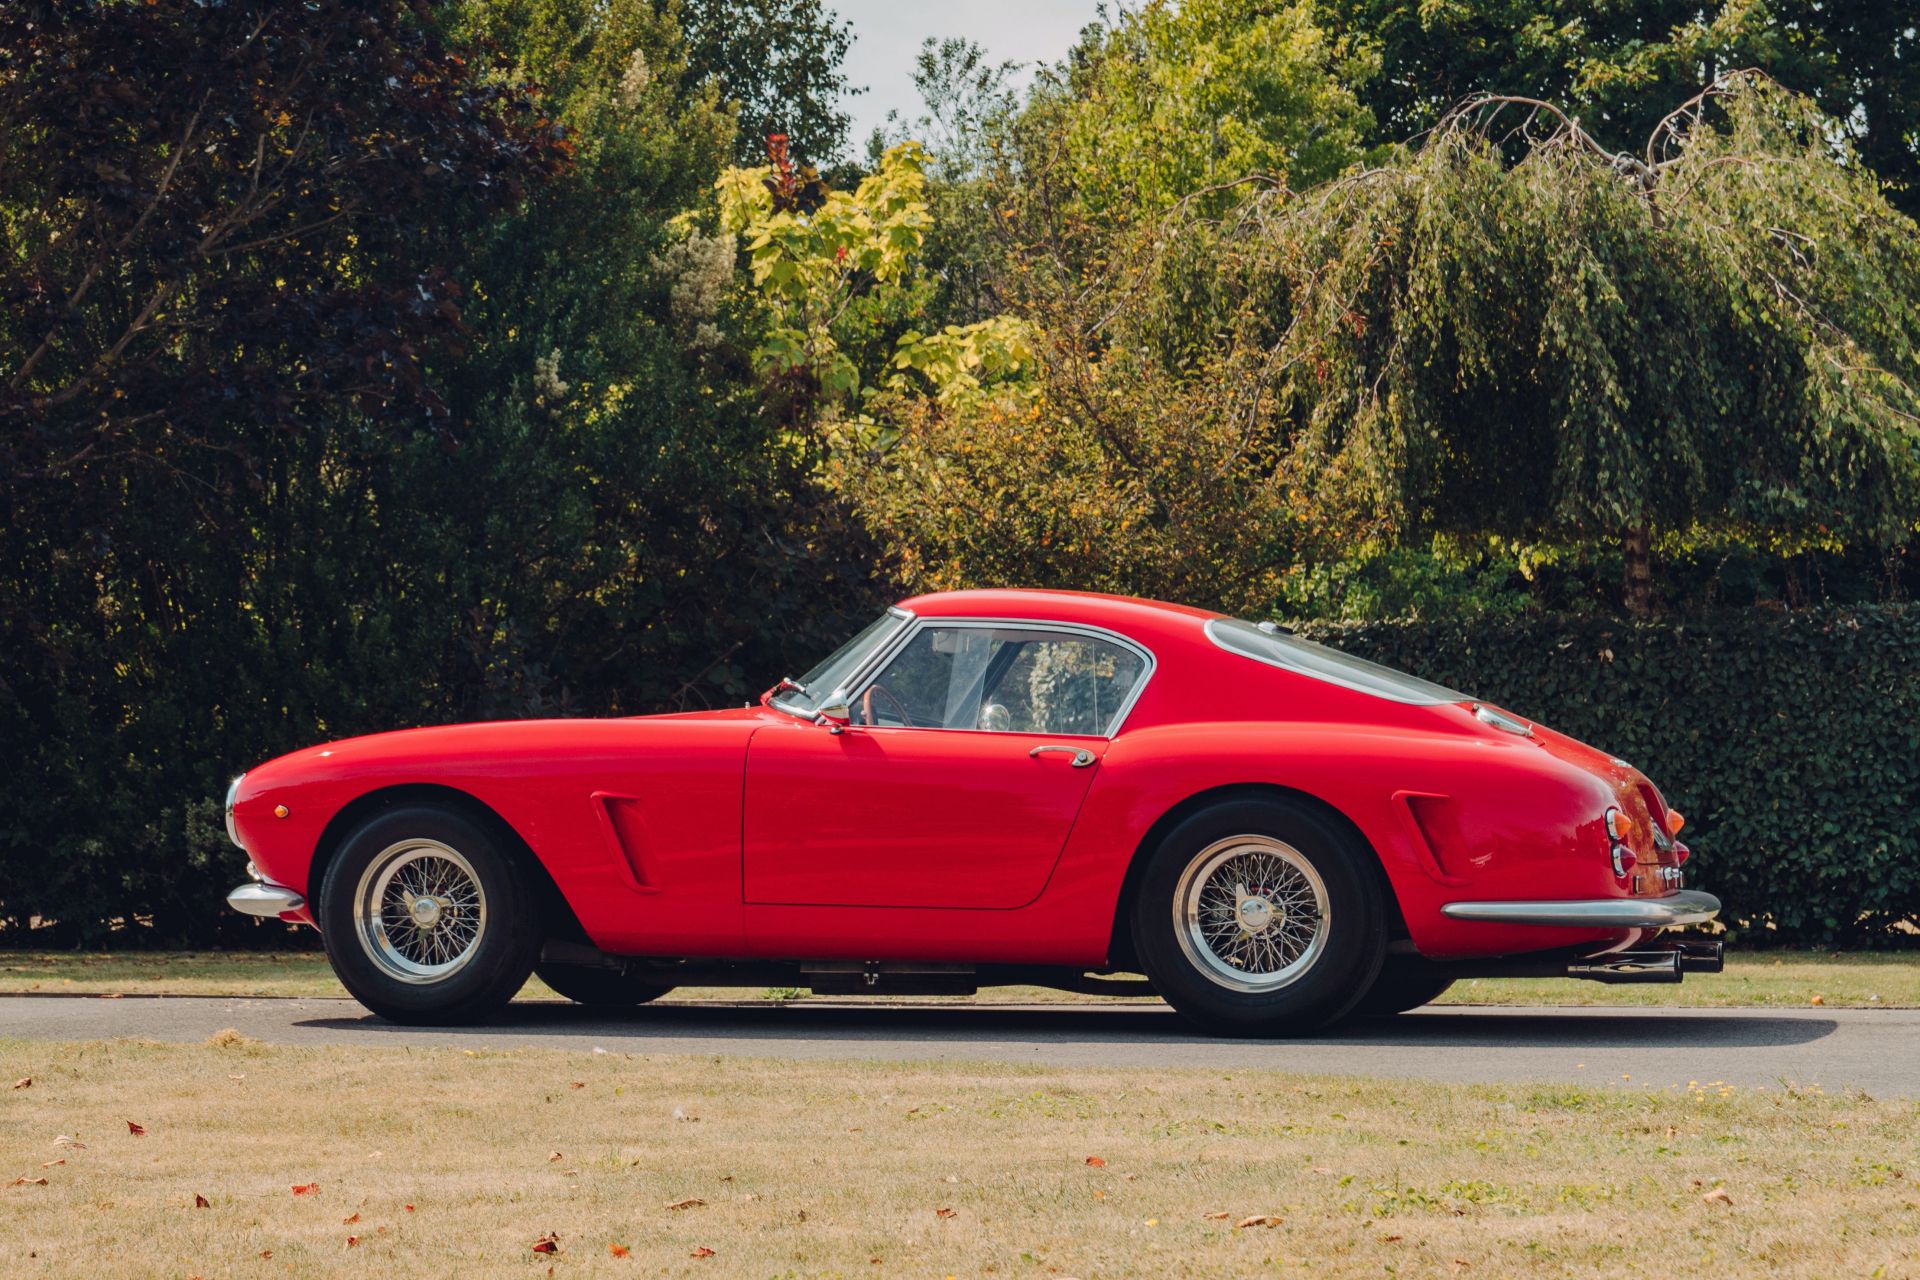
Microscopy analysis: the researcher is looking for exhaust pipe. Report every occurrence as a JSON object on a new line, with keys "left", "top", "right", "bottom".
{"left": 1672, "top": 939, "right": 1724, "bottom": 973}
{"left": 1565, "top": 950, "right": 1682, "bottom": 984}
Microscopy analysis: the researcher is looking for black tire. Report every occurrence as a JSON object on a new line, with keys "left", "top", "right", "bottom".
{"left": 318, "top": 804, "right": 540, "bottom": 1025}
{"left": 1130, "top": 797, "right": 1388, "bottom": 1037}
{"left": 1351, "top": 957, "right": 1456, "bottom": 1016}
{"left": 535, "top": 963, "right": 674, "bottom": 1008}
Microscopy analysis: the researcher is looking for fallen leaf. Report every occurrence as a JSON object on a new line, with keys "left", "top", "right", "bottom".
{"left": 404, "top": 1204, "right": 415, "bottom": 1212}
{"left": 194, "top": 1194, "right": 211, "bottom": 1209}
{"left": 1203, "top": 1211, "right": 1230, "bottom": 1220}
{"left": 1810, "top": 995, "right": 1825, "bottom": 1006}
{"left": 1236, "top": 1214, "right": 1283, "bottom": 1229}
{"left": 11, "top": 1177, "right": 48, "bottom": 1187}
{"left": 51, "top": 1135, "right": 84, "bottom": 1150}
{"left": 291, "top": 1183, "right": 319, "bottom": 1196}
{"left": 935, "top": 1207, "right": 957, "bottom": 1219}
{"left": 609, "top": 1244, "right": 631, "bottom": 1258}
{"left": 343, "top": 1213, "right": 360, "bottom": 1225}
{"left": 1701, "top": 1187, "right": 1734, "bottom": 1206}
{"left": 1084, "top": 1155, "right": 1106, "bottom": 1167}
{"left": 665, "top": 1197, "right": 706, "bottom": 1211}
{"left": 125, "top": 1121, "right": 146, "bottom": 1137}
{"left": 10, "top": 1078, "right": 28, "bottom": 1090}
{"left": 39, "top": 1159, "right": 63, "bottom": 1169}
{"left": 1451, "top": 1261, "right": 1471, "bottom": 1272}
{"left": 259, "top": 1251, "right": 272, "bottom": 1260}
{"left": 1378, "top": 1233, "right": 1403, "bottom": 1242}
{"left": 570, "top": 1082, "right": 585, "bottom": 1089}
{"left": 345, "top": 1236, "right": 360, "bottom": 1248}
{"left": 532, "top": 1232, "right": 561, "bottom": 1254}
{"left": 690, "top": 1246, "right": 715, "bottom": 1258}
{"left": 547, "top": 1151, "right": 563, "bottom": 1162}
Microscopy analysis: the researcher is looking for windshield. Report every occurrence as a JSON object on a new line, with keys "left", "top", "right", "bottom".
{"left": 1205, "top": 618, "right": 1469, "bottom": 706}
{"left": 771, "top": 609, "right": 911, "bottom": 716}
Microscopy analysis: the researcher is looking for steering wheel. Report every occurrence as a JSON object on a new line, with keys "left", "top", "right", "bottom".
{"left": 860, "top": 683, "right": 912, "bottom": 727}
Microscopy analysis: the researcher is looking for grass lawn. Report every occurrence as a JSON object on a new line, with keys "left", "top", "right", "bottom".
{"left": 2, "top": 1036, "right": 1915, "bottom": 1278}
{"left": 0, "top": 948, "right": 1915, "bottom": 1008}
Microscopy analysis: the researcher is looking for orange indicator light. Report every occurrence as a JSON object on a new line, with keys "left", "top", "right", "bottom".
{"left": 1665, "top": 809, "right": 1685, "bottom": 835}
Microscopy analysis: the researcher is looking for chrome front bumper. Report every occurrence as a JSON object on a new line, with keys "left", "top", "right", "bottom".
{"left": 1440, "top": 890, "right": 1720, "bottom": 929}
{"left": 227, "top": 882, "right": 304, "bottom": 918}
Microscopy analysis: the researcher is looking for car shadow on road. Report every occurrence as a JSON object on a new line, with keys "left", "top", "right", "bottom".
{"left": 294, "top": 1000, "right": 1839, "bottom": 1050}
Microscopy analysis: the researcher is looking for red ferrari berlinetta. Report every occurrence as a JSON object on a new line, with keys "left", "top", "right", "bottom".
{"left": 225, "top": 589, "right": 1720, "bottom": 1034}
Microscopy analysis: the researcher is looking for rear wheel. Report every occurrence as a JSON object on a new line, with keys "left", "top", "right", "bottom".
{"left": 1352, "top": 958, "right": 1455, "bottom": 1016}
{"left": 535, "top": 963, "right": 674, "bottom": 1007}
{"left": 318, "top": 805, "right": 540, "bottom": 1025}
{"left": 1131, "top": 797, "right": 1387, "bottom": 1036}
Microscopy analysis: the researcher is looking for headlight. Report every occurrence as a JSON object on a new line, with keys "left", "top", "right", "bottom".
{"left": 224, "top": 774, "right": 246, "bottom": 849}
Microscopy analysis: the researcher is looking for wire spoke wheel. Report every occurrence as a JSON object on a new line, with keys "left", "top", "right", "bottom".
{"left": 353, "top": 838, "right": 489, "bottom": 985}
{"left": 1173, "top": 834, "right": 1330, "bottom": 993}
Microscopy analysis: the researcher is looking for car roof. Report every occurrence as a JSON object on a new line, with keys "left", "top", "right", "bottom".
{"left": 893, "top": 588, "right": 1223, "bottom": 640}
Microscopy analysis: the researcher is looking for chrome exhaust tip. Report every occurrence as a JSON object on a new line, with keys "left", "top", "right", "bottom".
{"left": 1565, "top": 950, "right": 1682, "bottom": 984}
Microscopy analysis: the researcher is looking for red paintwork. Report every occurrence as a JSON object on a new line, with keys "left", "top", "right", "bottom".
{"left": 229, "top": 589, "right": 1691, "bottom": 964}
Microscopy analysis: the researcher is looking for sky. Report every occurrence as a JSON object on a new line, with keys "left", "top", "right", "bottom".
{"left": 830, "top": 0, "right": 1106, "bottom": 147}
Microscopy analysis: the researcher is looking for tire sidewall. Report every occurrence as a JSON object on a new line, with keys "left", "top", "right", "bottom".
{"left": 319, "top": 805, "right": 539, "bottom": 1024}
{"left": 1133, "top": 797, "right": 1387, "bottom": 1035}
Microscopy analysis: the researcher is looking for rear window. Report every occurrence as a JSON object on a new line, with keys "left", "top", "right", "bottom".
{"left": 1205, "top": 619, "right": 1469, "bottom": 706}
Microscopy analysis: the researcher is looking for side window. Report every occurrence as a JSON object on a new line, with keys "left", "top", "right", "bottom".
{"left": 856, "top": 626, "right": 1146, "bottom": 734}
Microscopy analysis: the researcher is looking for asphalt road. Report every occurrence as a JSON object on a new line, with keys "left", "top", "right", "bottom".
{"left": 4, "top": 995, "right": 1916, "bottom": 1096}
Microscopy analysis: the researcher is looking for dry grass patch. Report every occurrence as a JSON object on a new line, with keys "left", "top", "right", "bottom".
{"left": 2, "top": 949, "right": 1916, "bottom": 1008}
{"left": 2, "top": 1037, "right": 1916, "bottom": 1278}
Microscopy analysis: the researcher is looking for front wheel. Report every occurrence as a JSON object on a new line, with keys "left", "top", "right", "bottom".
{"left": 1130, "top": 797, "right": 1387, "bottom": 1036}
{"left": 318, "top": 805, "right": 540, "bottom": 1025}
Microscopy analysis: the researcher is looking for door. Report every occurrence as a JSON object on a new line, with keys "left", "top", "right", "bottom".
{"left": 743, "top": 622, "right": 1152, "bottom": 909}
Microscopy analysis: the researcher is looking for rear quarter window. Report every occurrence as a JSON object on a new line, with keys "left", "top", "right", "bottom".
{"left": 1205, "top": 619, "right": 1469, "bottom": 706}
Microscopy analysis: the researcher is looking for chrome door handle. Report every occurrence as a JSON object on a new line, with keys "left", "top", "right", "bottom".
{"left": 1029, "top": 745, "right": 1097, "bottom": 768}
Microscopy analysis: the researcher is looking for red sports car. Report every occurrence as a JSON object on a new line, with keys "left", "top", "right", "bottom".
{"left": 224, "top": 589, "right": 1720, "bottom": 1034}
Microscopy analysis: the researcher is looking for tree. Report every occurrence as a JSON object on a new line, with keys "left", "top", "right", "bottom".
{"left": 670, "top": 0, "right": 857, "bottom": 166}
{"left": 0, "top": 0, "right": 567, "bottom": 940}
{"left": 1259, "top": 76, "right": 1920, "bottom": 614}
{"left": 1032, "top": 0, "right": 1375, "bottom": 224}
{"left": 1317, "top": 0, "right": 1920, "bottom": 217}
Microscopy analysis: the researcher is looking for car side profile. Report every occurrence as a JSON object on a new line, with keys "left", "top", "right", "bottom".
{"left": 225, "top": 589, "right": 1721, "bottom": 1035}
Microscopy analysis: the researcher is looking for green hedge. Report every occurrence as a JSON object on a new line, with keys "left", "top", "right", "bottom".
{"left": 1302, "top": 606, "right": 1920, "bottom": 945}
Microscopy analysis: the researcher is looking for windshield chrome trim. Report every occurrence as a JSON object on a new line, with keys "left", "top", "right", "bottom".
{"left": 1203, "top": 617, "right": 1464, "bottom": 706}
{"left": 769, "top": 606, "right": 916, "bottom": 721}
{"left": 839, "top": 616, "right": 1157, "bottom": 738}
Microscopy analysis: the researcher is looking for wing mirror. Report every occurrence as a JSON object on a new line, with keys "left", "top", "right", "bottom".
{"left": 814, "top": 700, "right": 852, "bottom": 734}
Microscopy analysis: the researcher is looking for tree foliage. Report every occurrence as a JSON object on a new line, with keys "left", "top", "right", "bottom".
{"left": 1260, "top": 76, "right": 1920, "bottom": 612}
{"left": 0, "top": 0, "right": 567, "bottom": 939}
{"left": 1318, "top": 0, "right": 1920, "bottom": 217}
{"left": 1034, "top": 0, "right": 1375, "bottom": 222}
{"left": 671, "top": 0, "right": 857, "bottom": 166}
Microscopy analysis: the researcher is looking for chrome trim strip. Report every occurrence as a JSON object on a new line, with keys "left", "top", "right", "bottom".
{"left": 840, "top": 616, "right": 1159, "bottom": 738}
{"left": 227, "top": 882, "right": 304, "bottom": 918}
{"left": 1440, "top": 890, "right": 1721, "bottom": 929}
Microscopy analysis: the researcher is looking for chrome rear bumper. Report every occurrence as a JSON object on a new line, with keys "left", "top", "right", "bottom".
{"left": 1440, "top": 890, "right": 1720, "bottom": 929}
{"left": 227, "top": 882, "right": 304, "bottom": 918}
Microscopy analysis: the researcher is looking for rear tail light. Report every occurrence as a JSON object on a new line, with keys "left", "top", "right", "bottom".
{"left": 1671, "top": 842, "right": 1690, "bottom": 866}
{"left": 1610, "top": 845, "right": 1638, "bottom": 878}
